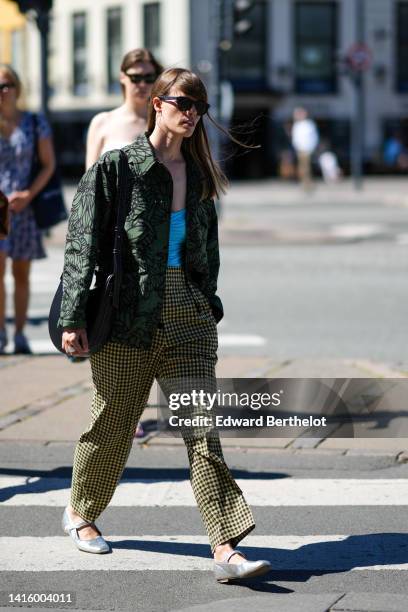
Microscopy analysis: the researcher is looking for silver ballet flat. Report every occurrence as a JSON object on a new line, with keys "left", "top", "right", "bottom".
{"left": 214, "top": 549, "right": 271, "bottom": 583}
{"left": 62, "top": 508, "right": 110, "bottom": 554}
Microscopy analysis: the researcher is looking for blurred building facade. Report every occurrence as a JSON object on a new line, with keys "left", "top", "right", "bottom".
{"left": 0, "top": 0, "right": 26, "bottom": 76}
{"left": 210, "top": 0, "right": 408, "bottom": 178}
{"left": 1, "top": 0, "right": 189, "bottom": 174}
{"left": 264, "top": 0, "right": 408, "bottom": 179}
{"left": 2, "top": 0, "right": 408, "bottom": 178}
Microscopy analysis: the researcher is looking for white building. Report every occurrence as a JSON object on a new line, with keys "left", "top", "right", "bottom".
{"left": 11, "top": 0, "right": 408, "bottom": 177}
{"left": 19, "top": 0, "right": 189, "bottom": 172}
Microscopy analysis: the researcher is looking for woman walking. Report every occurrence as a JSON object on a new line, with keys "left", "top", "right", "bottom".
{"left": 59, "top": 67, "right": 271, "bottom": 583}
{"left": 86, "top": 48, "right": 163, "bottom": 169}
{"left": 0, "top": 65, "right": 56, "bottom": 354}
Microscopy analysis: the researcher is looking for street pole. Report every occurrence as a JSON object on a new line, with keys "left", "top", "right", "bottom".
{"left": 189, "top": 0, "right": 223, "bottom": 213}
{"left": 11, "top": 1, "right": 51, "bottom": 116}
{"left": 351, "top": 0, "right": 365, "bottom": 190}
{"left": 35, "top": 8, "right": 50, "bottom": 117}
{"left": 210, "top": 0, "right": 223, "bottom": 165}
{"left": 206, "top": 0, "right": 222, "bottom": 214}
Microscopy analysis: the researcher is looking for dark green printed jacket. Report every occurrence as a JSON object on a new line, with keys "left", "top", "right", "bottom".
{"left": 58, "top": 133, "right": 224, "bottom": 348}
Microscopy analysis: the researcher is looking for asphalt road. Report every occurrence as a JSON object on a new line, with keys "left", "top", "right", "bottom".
{"left": 3, "top": 190, "right": 407, "bottom": 367}
{"left": 219, "top": 240, "right": 408, "bottom": 364}
{"left": 11, "top": 236, "right": 406, "bottom": 366}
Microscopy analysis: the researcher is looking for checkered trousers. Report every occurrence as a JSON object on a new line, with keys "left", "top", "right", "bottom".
{"left": 70, "top": 267, "right": 255, "bottom": 552}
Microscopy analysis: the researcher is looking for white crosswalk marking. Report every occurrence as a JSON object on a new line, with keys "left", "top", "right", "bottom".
{"left": 3, "top": 334, "right": 269, "bottom": 353}
{"left": 1, "top": 476, "right": 408, "bottom": 506}
{"left": 1, "top": 334, "right": 267, "bottom": 355}
{"left": 2, "top": 335, "right": 268, "bottom": 354}
{"left": 330, "top": 224, "right": 387, "bottom": 240}
{"left": 0, "top": 534, "right": 405, "bottom": 572}
{"left": 3, "top": 339, "right": 59, "bottom": 355}
{"left": 218, "top": 334, "right": 267, "bottom": 347}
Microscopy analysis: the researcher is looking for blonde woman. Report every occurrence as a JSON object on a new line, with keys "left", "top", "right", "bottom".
{"left": 60, "top": 68, "right": 271, "bottom": 583}
{"left": 0, "top": 65, "right": 56, "bottom": 354}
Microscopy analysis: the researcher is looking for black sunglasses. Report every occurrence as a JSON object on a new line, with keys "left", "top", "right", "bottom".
{"left": 0, "top": 83, "right": 16, "bottom": 93}
{"left": 125, "top": 72, "right": 156, "bottom": 84}
{"left": 158, "top": 96, "right": 210, "bottom": 116}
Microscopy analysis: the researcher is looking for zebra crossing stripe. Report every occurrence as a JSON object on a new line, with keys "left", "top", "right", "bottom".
{"left": 2, "top": 477, "right": 408, "bottom": 506}
{"left": 2, "top": 339, "right": 59, "bottom": 355}
{"left": 0, "top": 534, "right": 406, "bottom": 572}
{"left": 218, "top": 334, "right": 267, "bottom": 347}
{"left": 1, "top": 335, "right": 267, "bottom": 354}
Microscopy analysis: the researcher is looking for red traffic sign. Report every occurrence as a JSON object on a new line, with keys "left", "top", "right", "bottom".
{"left": 346, "top": 43, "right": 373, "bottom": 72}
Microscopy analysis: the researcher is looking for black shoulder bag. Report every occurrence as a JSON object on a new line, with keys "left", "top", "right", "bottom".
{"left": 30, "top": 113, "right": 68, "bottom": 230}
{"left": 0, "top": 190, "right": 9, "bottom": 239}
{"left": 48, "top": 150, "right": 129, "bottom": 355}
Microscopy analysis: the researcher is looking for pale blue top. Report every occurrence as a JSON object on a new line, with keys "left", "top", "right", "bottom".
{"left": 167, "top": 208, "right": 186, "bottom": 266}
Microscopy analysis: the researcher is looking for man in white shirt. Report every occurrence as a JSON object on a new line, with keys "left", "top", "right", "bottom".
{"left": 291, "top": 107, "right": 319, "bottom": 191}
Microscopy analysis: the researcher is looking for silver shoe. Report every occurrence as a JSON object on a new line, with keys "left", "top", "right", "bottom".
{"left": 62, "top": 508, "right": 110, "bottom": 554}
{"left": 214, "top": 549, "right": 271, "bottom": 583}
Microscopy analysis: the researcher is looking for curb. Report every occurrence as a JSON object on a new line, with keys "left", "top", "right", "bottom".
{"left": 344, "top": 359, "right": 408, "bottom": 379}
{"left": 138, "top": 432, "right": 405, "bottom": 462}
{"left": 0, "top": 437, "right": 403, "bottom": 462}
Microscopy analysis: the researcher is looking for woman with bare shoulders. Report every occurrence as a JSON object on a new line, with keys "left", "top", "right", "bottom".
{"left": 85, "top": 49, "right": 163, "bottom": 436}
{"left": 86, "top": 48, "right": 163, "bottom": 169}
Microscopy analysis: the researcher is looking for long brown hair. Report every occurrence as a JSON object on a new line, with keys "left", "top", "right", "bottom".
{"left": 120, "top": 48, "right": 164, "bottom": 97}
{"left": 148, "top": 68, "right": 243, "bottom": 200}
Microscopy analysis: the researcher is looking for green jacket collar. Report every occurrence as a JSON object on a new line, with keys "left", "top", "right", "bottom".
{"left": 127, "top": 132, "right": 203, "bottom": 185}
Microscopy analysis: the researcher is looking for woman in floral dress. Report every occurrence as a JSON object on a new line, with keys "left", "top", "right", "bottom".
{"left": 0, "top": 65, "right": 56, "bottom": 354}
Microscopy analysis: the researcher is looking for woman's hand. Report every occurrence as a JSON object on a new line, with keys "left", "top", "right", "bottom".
{"left": 8, "top": 190, "right": 32, "bottom": 213}
{"left": 62, "top": 328, "right": 89, "bottom": 356}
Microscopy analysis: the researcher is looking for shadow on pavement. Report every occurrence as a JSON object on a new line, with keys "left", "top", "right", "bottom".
{"left": 111, "top": 533, "right": 408, "bottom": 576}
{"left": 0, "top": 466, "right": 289, "bottom": 502}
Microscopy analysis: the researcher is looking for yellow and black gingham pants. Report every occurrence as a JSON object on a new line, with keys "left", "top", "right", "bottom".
{"left": 70, "top": 267, "right": 255, "bottom": 553}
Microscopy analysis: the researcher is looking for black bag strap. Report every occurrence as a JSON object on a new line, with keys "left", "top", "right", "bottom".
{"left": 59, "top": 150, "right": 128, "bottom": 308}
{"left": 31, "top": 112, "right": 38, "bottom": 138}
{"left": 30, "top": 113, "right": 39, "bottom": 177}
{"left": 112, "top": 150, "right": 128, "bottom": 308}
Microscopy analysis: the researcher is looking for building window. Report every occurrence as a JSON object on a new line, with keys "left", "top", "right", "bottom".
{"left": 295, "top": 1, "right": 338, "bottom": 94}
{"left": 72, "top": 12, "right": 87, "bottom": 96}
{"left": 397, "top": 3, "right": 408, "bottom": 92}
{"left": 107, "top": 7, "right": 122, "bottom": 94}
{"left": 224, "top": 0, "right": 267, "bottom": 90}
{"left": 143, "top": 2, "right": 161, "bottom": 55}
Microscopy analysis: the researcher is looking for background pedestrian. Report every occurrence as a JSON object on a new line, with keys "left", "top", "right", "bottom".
{"left": 85, "top": 48, "right": 163, "bottom": 169}
{"left": 84, "top": 48, "right": 163, "bottom": 436}
{"left": 291, "top": 107, "right": 319, "bottom": 191}
{"left": 0, "top": 64, "right": 56, "bottom": 354}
